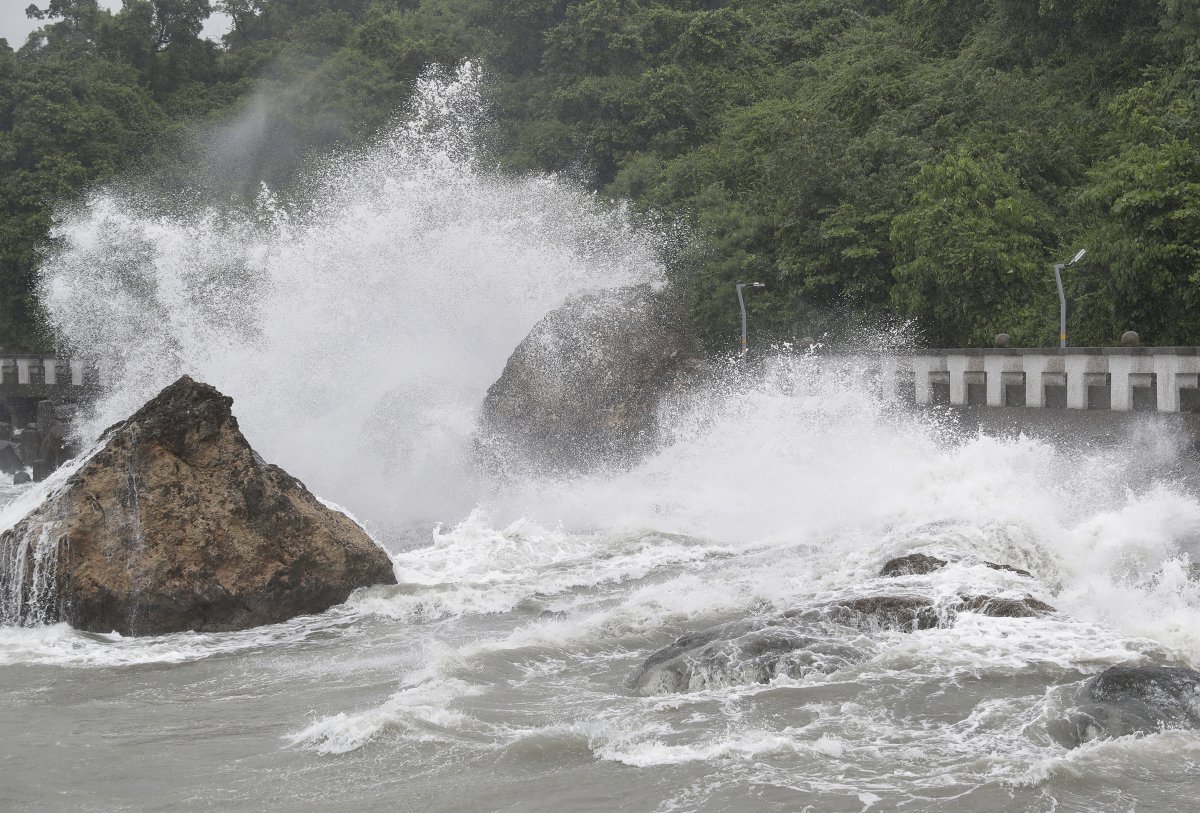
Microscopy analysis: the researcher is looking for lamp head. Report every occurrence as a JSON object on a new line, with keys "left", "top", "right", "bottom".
{"left": 1071, "top": 248, "right": 1086, "bottom": 264}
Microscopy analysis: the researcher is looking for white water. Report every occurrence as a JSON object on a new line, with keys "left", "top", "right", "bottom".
{"left": 35, "top": 63, "right": 659, "bottom": 537}
{"left": 2, "top": 65, "right": 1200, "bottom": 810}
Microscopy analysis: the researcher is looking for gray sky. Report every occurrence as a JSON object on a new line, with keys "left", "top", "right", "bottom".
{"left": 1, "top": 1, "right": 231, "bottom": 48}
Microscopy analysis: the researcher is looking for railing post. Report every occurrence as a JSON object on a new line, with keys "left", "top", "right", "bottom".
{"left": 983, "top": 355, "right": 1004, "bottom": 406}
{"left": 1155, "top": 355, "right": 1180, "bottom": 412}
{"left": 1109, "top": 355, "right": 1132, "bottom": 411}
{"left": 947, "top": 354, "right": 968, "bottom": 406}
{"left": 1023, "top": 355, "right": 1048, "bottom": 408}
{"left": 1065, "top": 355, "right": 1088, "bottom": 409}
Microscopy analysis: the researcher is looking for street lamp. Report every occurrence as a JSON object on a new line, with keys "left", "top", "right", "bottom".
{"left": 1054, "top": 248, "right": 1087, "bottom": 348}
{"left": 736, "top": 282, "right": 765, "bottom": 356}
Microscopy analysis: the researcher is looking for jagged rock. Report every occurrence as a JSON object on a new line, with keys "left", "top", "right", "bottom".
{"left": 0, "top": 375, "right": 396, "bottom": 635}
{"left": 880, "top": 554, "right": 948, "bottom": 577}
{"left": 477, "top": 285, "right": 702, "bottom": 474}
{"left": 1049, "top": 666, "right": 1200, "bottom": 747}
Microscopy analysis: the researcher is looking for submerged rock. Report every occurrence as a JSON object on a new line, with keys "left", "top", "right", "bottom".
{"left": 0, "top": 376, "right": 396, "bottom": 635}
{"left": 807, "top": 595, "right": 944, "bottom": 631}
{"left": 879, "top": 553, "right": 947, "bottom": 577}
{"left": 477, "top": 285, "right": 702, "bottom": 474}
{"left": 879, "top": 553, "right": 1033, "bottom": 580}
{"left": 631, "top": 616, "right": 874, "bottom": 696}
{"left": 959, "top": 594, "right": 1053, "bottom": 617}
{"left": 1049, "top": 665, "right": 1200, "bottom": 747}
{"left": 633, "top": 591, "right": 1056, "bottom": 695}
{"left": 983, "top": 562, "right": 1033, "bottom": 578}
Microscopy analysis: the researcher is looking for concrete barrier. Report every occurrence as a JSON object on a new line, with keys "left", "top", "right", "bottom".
{"left": 880, "top": 348, "right": 1200, "bottom": 413}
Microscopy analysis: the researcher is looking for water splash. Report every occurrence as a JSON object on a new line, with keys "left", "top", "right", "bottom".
{"left": 36, "top": 63, "right": 662, "bottom": 538}
{"left": 0, "top": 495, "right": 65, "bottom": 626}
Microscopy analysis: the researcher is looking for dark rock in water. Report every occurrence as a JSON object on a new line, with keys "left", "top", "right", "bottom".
{"left": 0, "top": 375, "right": 397, "bottom": 635}
{"left": 817, "top": 595, "right": 943, "bottom": 631}
{"left": 477, "top": 285, "right": 702, "bottom": 473}
{"left": 12, "top": 470, "right": 30, "bottom": 485}
{"left": 0, "top": 441, "right": 23, "bottom": 474}
{"left": 880, "top": 554, "right": 948, "bottom": 577}
{"left": 879, "top": 553, "right": 1033, "bottom": 580}
{"left": 16, "top": 428, "right": 40, "bottom": 465}
{"left": 634, "top": 590, "right": 1057, "bottom": 696}
{"left": 960, "top": 594, "right": 1053, "bottom": 617}
{"left": 37, "top": 416, "right": 71, "bottom": 469}
{"left": 984, "top": 562, "right": 1033, "bottom": 578}
{"left": 30, "top": 459, "right": 52, "bottom": 482}
{"left": 631, "top": 616, "right": 874, "bottom": 696}
{"left": 0, "top": 422, "right": 10, "bottom": 441}
{"left": 36, "top": 400, "right": 55, "bottom": 436}
{"left": 1049, "top": 666, "right": 1200, "bottom": 747}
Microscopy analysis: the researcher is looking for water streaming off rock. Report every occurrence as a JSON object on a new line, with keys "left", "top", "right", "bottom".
{"left": 1, "top": 65, "right": 1199, "bottom": 811}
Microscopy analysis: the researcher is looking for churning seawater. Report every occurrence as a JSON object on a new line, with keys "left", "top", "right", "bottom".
{"left": 4, "top": 66, "right": 1200, "bottom": 811}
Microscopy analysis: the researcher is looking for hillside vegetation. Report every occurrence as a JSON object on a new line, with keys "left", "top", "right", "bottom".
{"left": 3, "top": 0, "right": 1199, "bottom": 350}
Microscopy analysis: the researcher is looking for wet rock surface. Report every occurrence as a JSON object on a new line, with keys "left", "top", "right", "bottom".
{"left": 0, "top": 376, "right": 396, "bottom": 635}
{"left": 1049, "top": 665, "right": 1200, "bottom": 747}
{"left": 477, "top": 285, "right": 702, "bottom": 474}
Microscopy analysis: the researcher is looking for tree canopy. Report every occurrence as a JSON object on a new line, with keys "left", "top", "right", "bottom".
{"left": 2, "top": 0, "right": 1199, "bottom": 350}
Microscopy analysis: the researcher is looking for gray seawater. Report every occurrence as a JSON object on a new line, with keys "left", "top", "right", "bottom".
{"left": 3, "top": 383, "right": 1200, "bottom": 812}
{"left": 8, "top": 65, "right": 1200, "bottom": 811}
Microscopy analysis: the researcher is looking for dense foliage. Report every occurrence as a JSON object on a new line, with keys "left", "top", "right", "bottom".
{"left": 2, "top": 0, "right": 1199, "bottom": 350}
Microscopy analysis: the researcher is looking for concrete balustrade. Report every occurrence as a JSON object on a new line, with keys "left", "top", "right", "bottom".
{"left": 882, "top": 348, "right": 1200, "bottom": 413}
{"left": 0, "top": 354, "right": 90, "bottom": 396}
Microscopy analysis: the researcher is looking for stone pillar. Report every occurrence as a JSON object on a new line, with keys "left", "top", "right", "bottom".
{"left": 947, "top": 354, "right": 968, "bottom": 406}
{"left": 913, "top": 356, "right": 933, "bottom": 405}
{"left": 15, "top": 358, "right": 32, "bottom": 386}
{"left": 1065, "top": 355, "right": 1089, "bottom": 409}
{"left": 1155, "top": 355, "right": 1179, "bottom": 412}
{"left": 1109, "top": 355, "right": 1132, "bottom": 411}
{"left": 880, "top": 356, "right": 898, "bottom": 400}
{"left": 983, "top": 356, "right": 1005, "bottom": 407}
{"left": 1023, "top": 355, "right": 1049, "bottom": 408}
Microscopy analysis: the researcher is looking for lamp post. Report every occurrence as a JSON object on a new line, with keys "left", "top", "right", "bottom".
{"left": 736, "top": 282, "right": 765, "bottom": 356}
{"left": 1054, "top": 248, "right": 1087, "bottom": 348}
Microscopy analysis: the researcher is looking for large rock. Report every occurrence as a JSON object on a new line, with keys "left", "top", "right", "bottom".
{"left": 477, "top": 285, "right": 702, "bottom": 473}
{"left": 1049, "top": 665, "right": 1200, "bottom": 747}
{"left": 0, "top": 376, "right": 396, "bottom": 635}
